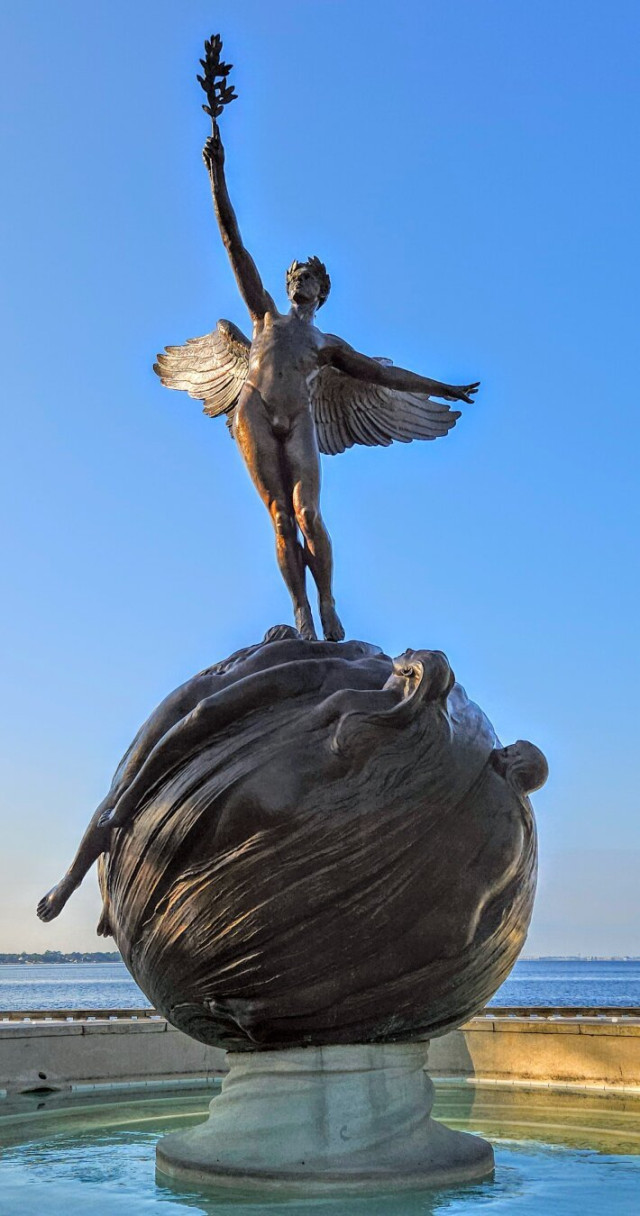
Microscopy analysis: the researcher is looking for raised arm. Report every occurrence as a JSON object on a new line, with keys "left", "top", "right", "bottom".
{"left": 203, "top": 128, "right": 275, "bottom": 321}
{"left": 321, "top": 337, "right": 479, "bottom": 404}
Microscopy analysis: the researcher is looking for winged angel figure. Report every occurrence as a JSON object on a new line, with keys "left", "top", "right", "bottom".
{"left": 156, "top": 119, "right": 478, "bottom": 642}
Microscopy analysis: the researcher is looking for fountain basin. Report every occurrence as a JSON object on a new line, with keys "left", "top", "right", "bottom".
{"left": 1, "top": 1079, "right": 639, "bottom": 1215}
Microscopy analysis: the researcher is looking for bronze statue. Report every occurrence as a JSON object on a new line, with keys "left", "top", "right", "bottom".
{"left": 36, "top": 42, "right": 550, "bottom": 1193}
{"left": 155, "top": 35, "right": 479, "bottom": 642}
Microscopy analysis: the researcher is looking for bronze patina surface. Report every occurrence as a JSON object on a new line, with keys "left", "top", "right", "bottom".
{"left": 37, "top": 36, "right": 548, "bottom": 1067}
{"left": 154, "top": 35, "right": 479, "bottom": 642}
{"left": 38, "top": 628, "right": 547, "bottom": 1049}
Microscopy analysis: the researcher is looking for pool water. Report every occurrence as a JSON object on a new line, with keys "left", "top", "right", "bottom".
{"left": 1, "top": 1082, "right": 639, "bottom": 1215}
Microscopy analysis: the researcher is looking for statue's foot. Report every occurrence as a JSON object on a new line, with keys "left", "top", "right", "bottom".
{"left": 37, "top": 879, "right": 74, "bottom": 923}
{"left": 96, "top": 902, "right": 113, "bottom": 938}
{"left": 295, "top": 605, "right": 318, "bottom": 641}
{"left": 97, "top": 807, "right": 115, "bottom": 828}
{"left": 320, "top": 600, "right": 345, "bottom": 642}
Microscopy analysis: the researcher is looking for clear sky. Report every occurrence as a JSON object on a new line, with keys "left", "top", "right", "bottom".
{"left": 1, "top": 1, "right": 638, "bottom": 956}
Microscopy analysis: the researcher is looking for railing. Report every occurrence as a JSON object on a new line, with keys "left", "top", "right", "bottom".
{"left": 0, "top": 1008, "right": 160, "bottom": 1021}
{"left": 481, "top": 1006, "right": 640, "bottom": 1019}
{"left": 1, "top": 1006, "right": 639, "bottom": 1023}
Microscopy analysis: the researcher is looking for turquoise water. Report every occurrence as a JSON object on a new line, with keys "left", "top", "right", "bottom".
{"left": 2, "top": 959, "right": 640, "bottom": 1011}
{"left": 1, "top": 1083, "right": 639, "bottom": 1215}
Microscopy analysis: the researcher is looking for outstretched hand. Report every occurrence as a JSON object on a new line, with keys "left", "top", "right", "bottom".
{"left": 443, "top": 381, "right": 480, "bottom": 405}
{"left": 203, "top": 127, "right": 224, "bottom": 171}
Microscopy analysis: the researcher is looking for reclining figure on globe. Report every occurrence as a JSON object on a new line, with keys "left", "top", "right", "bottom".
{"left": 36, "top": 627, "right": 547, "bottom": 978}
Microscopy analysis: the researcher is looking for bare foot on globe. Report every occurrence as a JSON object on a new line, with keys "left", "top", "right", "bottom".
{"left": 295, "top": 605, "right": 318, "bottom": 641}
{"left": 96, "top": 901, "right": 113, "bottom": 938}
{"left": 320, "top": 600, "right": 345, "bottom": 642}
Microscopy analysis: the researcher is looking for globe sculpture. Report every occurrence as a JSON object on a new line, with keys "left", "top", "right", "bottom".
{"left": 40, "top": 628, "right": 547, "bottom": 1187}
{"left": 101, "top": 633, "right": 543, "bottom": 1053}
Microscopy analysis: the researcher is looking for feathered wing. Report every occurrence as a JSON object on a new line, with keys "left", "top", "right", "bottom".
{"left": 309, "top": 361, "right": 460, "bottom": 456}
{"left": 154, "top": 319, "right": 250, "bottom": 432}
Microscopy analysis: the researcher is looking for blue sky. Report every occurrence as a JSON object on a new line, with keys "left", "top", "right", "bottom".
{"left": 1, "top": 1, "right": 638, "bottom": 955}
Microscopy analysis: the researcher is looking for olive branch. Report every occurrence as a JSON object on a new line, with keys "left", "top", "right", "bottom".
{"left": 197, "top": 33, "right": 237, "bottom": 126}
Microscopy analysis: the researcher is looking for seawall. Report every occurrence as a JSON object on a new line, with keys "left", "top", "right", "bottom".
{"left": 1, "top": 1009, "right": 639, "bottom": 1096}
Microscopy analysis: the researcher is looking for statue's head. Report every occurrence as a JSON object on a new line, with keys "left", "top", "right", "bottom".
{"left": 286, "top": 257, "right": 331, "bottom": 310}
{"left": 490, "top": 740, "right": 549, "bottom": 797}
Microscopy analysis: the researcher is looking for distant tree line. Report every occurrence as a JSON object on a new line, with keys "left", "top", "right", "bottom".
{"left": 0, "top": 950, "right": 121, "bottom": 964}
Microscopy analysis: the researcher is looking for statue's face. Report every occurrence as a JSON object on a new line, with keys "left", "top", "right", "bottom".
{"left": 492, "top": 741, "right": 549, "bottom": 795}
{"left": 287, "top": 265, "right": 321, "bottom": 308}
{"left": 384, "top": 652, "right": 423, "bottom": 700}
{"left": 383, "top": 649, "right": 454, "bottom": 706}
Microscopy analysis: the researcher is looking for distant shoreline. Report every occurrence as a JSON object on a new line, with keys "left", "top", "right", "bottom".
{"left": 523, "top": 956, "right": 640, "bottom": 962}
{"left": 1, "top": 953, "right": 638, "bottom": 965}
{"left": 0, "top": 952, "right": 121, "bottom": 964}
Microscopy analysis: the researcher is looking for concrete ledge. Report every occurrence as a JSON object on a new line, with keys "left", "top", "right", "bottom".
{"left": 2, "top": 1014, "right": 640, "bottom": 1095}
{"left": 0, "top": 1016, "right": 226, "bottom": 1093}
{"left": 428, "top": 1015, "right": 640, "bottom": 1090}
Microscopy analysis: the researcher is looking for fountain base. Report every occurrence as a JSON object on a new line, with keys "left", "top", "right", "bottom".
{"left": 156, "top": 1042, "right": 494, "bottom": 1193}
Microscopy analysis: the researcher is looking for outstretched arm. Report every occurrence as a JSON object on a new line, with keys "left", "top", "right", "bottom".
{"left": 321, "top": 337, "right": 479, "bottom": 404}
{"left": 37, "top": 799, "right": 112, "bottom": 922}
{"left": 203, "top": 128, "right": 275, "bottom": 321}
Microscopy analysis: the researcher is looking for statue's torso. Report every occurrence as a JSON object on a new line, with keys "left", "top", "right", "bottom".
{"left": 247, "top": 311, "right": 322, "bottom": 417}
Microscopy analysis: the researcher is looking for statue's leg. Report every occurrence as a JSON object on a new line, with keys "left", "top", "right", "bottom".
{"left": 234, "top": 389, "right": 317, "bottom": 639}
{"left": 37, "top": 802, "right": 111, "bottom": 923}
{"left": 96, "top": 854, "right": 113, "bottom": 937}
{"left": 286, "top": 413, "right": 345, "bottom": 641}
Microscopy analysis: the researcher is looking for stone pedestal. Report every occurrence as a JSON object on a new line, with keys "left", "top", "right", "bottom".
{"left": 156, "top": 1042, "right": 494, "bottom": 1194}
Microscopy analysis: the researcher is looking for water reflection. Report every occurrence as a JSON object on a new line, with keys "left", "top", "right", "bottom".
{"left": 1, "top": 1083, "right": 640, "bottom": 1215}
{"left": 156, "top": 1174, "right": 498, "bottom": 1216}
